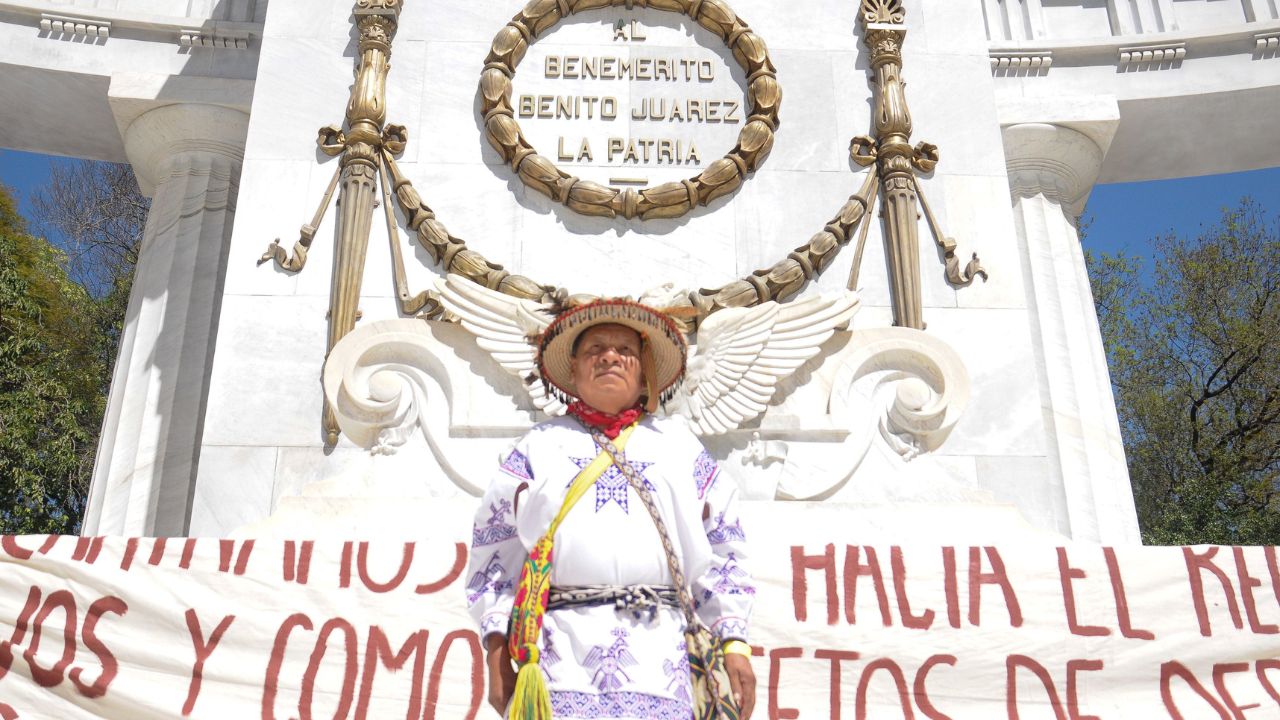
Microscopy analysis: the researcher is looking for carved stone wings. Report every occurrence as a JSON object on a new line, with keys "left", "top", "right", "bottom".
{"left": 436, "top": 274, "right": 860, "bottom": 435}
{"left": 436, "top": 274, "right": 564, "bottom": 415}
{"left": 680, "top": 293, "right": 860, "bottom": 434}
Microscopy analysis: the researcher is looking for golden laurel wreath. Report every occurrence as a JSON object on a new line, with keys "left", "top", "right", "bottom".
{"left": 479, "top": 0, "right": 782, "bottom": 220}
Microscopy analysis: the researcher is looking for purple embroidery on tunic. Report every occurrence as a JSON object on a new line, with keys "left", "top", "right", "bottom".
{"left": 703, "top": 553, "right": 754, "bottom": 602}
{"left": 501, "top": 448, "right": 533, "bottom": 480}
{"left": 567, "top": 458, "right": 655, "bottom": 514}
{"left": 542, "top": 625, "right": 562, "bottom": 682}
{"left": 550, "top": 691, "right": 691, "bottom": 719}
{"left": 693, "top": 450, "right": 718, "bottom": 499}
{"left": 466, "top": 553, "right": 512, "bottom": 605}
{"left": 480, "top": 614, "right": 507, "bottom": 638}
{"left": 712, "top": 618, "right": 749, "bottom": 641}
{"left": 472, "top": 499, "right": 518, "bottom": 547}
{"left": 664, "top": 640, "right": 692, "bottom": 704}
{"left": 584, "top": 627, "right": 638, "bottom": 692}
{"left": 706, "top": 510, "right": 746, "bottom": 545}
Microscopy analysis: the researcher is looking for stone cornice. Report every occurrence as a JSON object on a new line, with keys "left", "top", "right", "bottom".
{"left": 988, "top": 19, "right": 1280, "bottom": 65}
{"left": 0, "top": 0, "right": 260, "bottom": 48}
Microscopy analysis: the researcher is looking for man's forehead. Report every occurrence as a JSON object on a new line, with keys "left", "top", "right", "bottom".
{"left": 578, "top": 323, "right": 641, "bottom": 345}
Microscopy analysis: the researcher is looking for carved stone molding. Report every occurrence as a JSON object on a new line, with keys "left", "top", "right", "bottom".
{"left": 1257, "top": 31, "right": 1280, "bottom": 53}
{"left": 989, "top": 50, "right": 1052, "bottom": 74}
{"left": 40, "top": 13, "right": 109, "bottom": 38}
{"left": 179, "top": 29, "right": 250, "bottom": 49}
{"left": 1117, "top": 42, "right": 1186, "bottom": 68}
{"left": 1002, "top": 123, "right": 1104, "bottom": 220}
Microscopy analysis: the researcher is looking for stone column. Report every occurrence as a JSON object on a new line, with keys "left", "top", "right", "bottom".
{"left": 1003, "top": 122, "right": 1140, "bottom": 544}
{"left": 82, "top": 103, "right": 249, "bottom": 536}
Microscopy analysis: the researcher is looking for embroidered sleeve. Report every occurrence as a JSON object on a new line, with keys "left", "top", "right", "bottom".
{"left": 688, "top": 448, "right": 754, "bottom": 641}
{"left": 467, "top": 442, "right": 530, "bottom": 640}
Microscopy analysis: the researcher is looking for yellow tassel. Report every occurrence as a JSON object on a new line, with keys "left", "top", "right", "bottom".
{"left": 508, "top": 655, "right": 552, "bottom": 720}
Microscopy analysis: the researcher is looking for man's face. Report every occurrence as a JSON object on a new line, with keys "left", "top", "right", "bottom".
{"left": 569, "top": 323, "right": 644, "bottom": 414}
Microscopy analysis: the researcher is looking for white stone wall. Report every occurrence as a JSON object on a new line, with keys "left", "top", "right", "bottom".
{"left": 192, "top": 0, "right": 1111, "bottom": 540}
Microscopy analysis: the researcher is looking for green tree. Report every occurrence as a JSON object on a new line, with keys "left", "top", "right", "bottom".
{"left": 1088, "top": 199, "right": 1280, "bottom": 545}
{"left": 0, "top": 183, "right": 104, "bottom": 533}
{"left": 32, "top": 160, "right": 147, "bottom": 386}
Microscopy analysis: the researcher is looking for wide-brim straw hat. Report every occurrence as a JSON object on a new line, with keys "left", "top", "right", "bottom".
{"left": 537, "top": 298, "right": 688, "bottom": 408}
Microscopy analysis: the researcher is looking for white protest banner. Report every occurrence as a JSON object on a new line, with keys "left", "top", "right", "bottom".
{"left": 1, "top": 503, "right": 1279, "bottom": 719}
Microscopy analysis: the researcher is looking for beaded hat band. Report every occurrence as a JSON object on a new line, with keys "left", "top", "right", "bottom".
{"left": 536, "top": 299, "right": 688, "bottom": 408}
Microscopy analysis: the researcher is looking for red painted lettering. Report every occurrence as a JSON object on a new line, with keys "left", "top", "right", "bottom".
{"left": 791, "top": 544, "right": 837, "bottom": 624}
{"left": 423, "top": 629, "right": 482, "bottom": 720}
{"left": 119, "top": 537, "right": 139, "bottom": 571}
{"left": 357, "top": 542, "right": 414, "bottom": 593}
{"left": 284, "top": 540, "right": 315, "bottom": 584}
{"left": 1258, "top": 660, "right": 1280, "bottom": 706}
{"left": 1233, "top": 547, "right": 1279, "bottom": 635}
{"left": 1065, "top": 659, "right": 1102, "bottom": 720}
{"left": 0, "top": 586, "right": 42, "bottom": 681}
{"left": 915, "top": 655, "right": 956, "bottom": 720}
{"left": 218, "top": 539, "right": 255, "bottom": 575}
{"left": 942, "top": 548, "right": 961, "bottom": 629}
{"left": 71, "top": 536, "right": 105, "bottom": 564}
{"left": 1006, "top": 655, "right": 1067, "bottom": 720}
{"left": 262, "top": 613, "right": 313, "bottom": 720}
{"left": 300, "top": 618, "right": 358, "bottom": 720}
{"left": 1056, "top": 548, "right": 1109, "bottom": 637}
{"left": 1102, "top": 548, "right": 1155, "bottom": 640}
{"left": 341, "top": 541, "right": 355, "bottom": 588}
{"left": 844, "top": 546, "right": 891, "bottom": 626}
{"left": 147, "top": 538, "right": 167, "bottom": 566}
{"left": 1266, "top": 548, "right": 1280, "bottom": 608}
{"left": 179, "top": 538, "right": 197, "bottom": 569}
{"left": 890, "top": 547, "right": 934, "bottom": 630}
{"left": 854, "top": 658, "right": 914, "bottom": 720}
{"left": 415, "top": 543, "right": 467, "bottom": 594}
{"left": 768, "top": 647, "right": 803, "bottom": 720}
{"left": 1184, "top": 547, "right": 1244, "bottom": 637}
{"left": 183, "top": 610, "right": 236, "bottom": 716}
{"left": 68, "top": 596, "right": 127, "bottom": 699}
{"left": 23, "top": 590, "right": 76, "bottom": 687}
{"left": 1160, "top": 661, "right": 1231, "bottom": 719}
{"left": 970, "top": 547, "right": 1022, "bottom": 627}
{"left": 354, "top": 627, "right": 427, "bottom": 720}
{"left": 1212, "top": 662, "right": 1259, "bottom": 717}
{"left": 814, "top": 648, "right": 859, "bottom": 720}
{"left": 1, "top": 536, "right": 37, "bottom": 560}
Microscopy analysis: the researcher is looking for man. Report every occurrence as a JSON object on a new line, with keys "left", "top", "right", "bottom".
{"left": 466, "top": 298, "right": 757, "bottom": 719}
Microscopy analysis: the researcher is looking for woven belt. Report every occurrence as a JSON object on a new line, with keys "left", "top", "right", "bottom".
{"left": 547, "top": 584, "right": 680, "bottom": 621}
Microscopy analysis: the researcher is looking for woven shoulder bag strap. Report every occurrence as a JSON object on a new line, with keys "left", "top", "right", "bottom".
{"left": 588, "top": 428, "right": 700, "bottom": 630}
{"left": 505, "top": 422, "right": 641, "bottom": 720}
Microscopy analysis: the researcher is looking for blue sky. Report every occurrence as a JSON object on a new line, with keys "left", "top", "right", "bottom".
{"left": 2, "top": 147, "right": 1277, "bottom": 270}
{"left": 1080, "top": 166, "right": 1280, "bottom": 272}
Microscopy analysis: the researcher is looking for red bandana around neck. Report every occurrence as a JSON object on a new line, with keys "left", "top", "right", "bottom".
{"left": 567, "top": 401, "right": 644, "bottom": 439}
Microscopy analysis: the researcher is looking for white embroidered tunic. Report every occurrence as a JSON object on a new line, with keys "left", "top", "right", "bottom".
{"left": 467, "top": 415, "right": 754, "bottom": 720}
